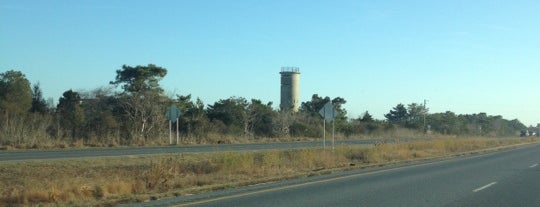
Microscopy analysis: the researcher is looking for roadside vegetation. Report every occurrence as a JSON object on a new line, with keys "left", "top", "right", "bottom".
{"left": 1, "top": 67, "right": 537, "bottom": 149}
{"left": 2, "top": 66, "right": 538, "bottom": 206}
{"left": 1, "top": 137, "right": 537, "bottom": 206}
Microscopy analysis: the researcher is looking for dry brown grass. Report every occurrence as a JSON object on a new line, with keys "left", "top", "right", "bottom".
{"left": 0, "top": 137, "right": 537, "bottom": 206}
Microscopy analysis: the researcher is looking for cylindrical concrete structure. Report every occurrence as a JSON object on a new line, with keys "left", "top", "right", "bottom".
{"left": 280, "top": 67, "right": 300, "bottom": 112}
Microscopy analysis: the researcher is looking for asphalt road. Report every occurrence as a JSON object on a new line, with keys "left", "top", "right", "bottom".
{"left": 148, "top": 143, "right": 540, "bottom": 207}
{"left": 0, "top": 139, "right": 398, "bottom": 162}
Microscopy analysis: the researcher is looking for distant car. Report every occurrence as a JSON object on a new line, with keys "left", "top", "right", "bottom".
{"left": 519, "top": 130, "right": 538, "bottom": 137}
{"left": 520, "top": 130, "right": 530, "bottom": 137}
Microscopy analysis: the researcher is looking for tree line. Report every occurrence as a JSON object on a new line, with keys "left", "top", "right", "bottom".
{"left": 0, "top": 65, "right": 533, "bottom": 147}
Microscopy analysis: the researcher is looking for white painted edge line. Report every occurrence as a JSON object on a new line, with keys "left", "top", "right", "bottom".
{"left": 473, "top": 182, "right": 497, "bottom": 193}
{"left": 530, "top": 164, "right": 538, "bottom": 168}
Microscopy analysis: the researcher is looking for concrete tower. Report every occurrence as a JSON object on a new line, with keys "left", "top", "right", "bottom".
{"left": 280, "top": 67, "right": 300, "bottom": 112}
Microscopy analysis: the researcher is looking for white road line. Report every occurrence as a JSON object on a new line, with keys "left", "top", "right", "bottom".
{"left": 530, "top": 164, "right": 538, "bottom": 168}
{"left": 473, "top": 182, "right": 497, "bottom": 193}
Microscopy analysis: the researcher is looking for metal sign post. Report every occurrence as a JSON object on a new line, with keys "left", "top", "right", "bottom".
{"left": 319, "top": 102, "right": 337, "bottom": 150}
{"left": 323, "top": 117, "right": 326, "bottom": 149}
{"left": 332, "top": 116, "right": 335, "bottom": 150}
{"left": 166, "top": 105, "right": 182, "bottom": 145}
{"left": 169, "top": 120, "right": 172, "bottom": 144}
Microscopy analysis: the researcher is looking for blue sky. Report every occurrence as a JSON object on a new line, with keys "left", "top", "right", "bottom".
{"left": 1, "top": 0, "right": 540, "bottom": 126}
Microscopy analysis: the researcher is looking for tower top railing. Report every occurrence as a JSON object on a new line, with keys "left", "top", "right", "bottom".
{"left": 281, "top": 67, "right": 300, "bottom": 73}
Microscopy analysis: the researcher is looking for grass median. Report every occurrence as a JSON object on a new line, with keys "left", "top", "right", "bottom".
{"left": 1, "top": 137, "right": 538, "bottom": 207}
